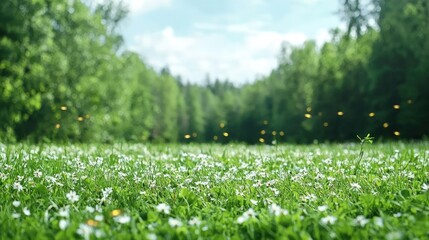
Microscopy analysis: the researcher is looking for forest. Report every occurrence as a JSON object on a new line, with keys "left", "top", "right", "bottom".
{"left": 1, "top": 0, "right": 429, "bottom": 144}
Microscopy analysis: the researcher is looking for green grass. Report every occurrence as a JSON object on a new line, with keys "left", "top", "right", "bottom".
{"left": 0, "top": 142, "right": 428, "bottom": 239}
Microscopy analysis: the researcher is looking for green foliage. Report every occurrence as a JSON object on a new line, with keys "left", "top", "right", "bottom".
{"left": 0, "top": 0, "right": 428, "bottom": 143}
{"left": 1, "top": 143, "right": 428, "bottom": 239}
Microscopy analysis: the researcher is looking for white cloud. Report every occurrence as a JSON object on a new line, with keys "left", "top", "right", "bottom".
{"left": 315, "top": 29, "right": 331, "bottom": 46}
{"left": 90, "top": 0, "right": 171, "bottom": 15}
{"left": 131, "top": 25, "right": 314, "bottom": 84}
{"left": 125, "top": 0, "right": 171, "bottom": 14}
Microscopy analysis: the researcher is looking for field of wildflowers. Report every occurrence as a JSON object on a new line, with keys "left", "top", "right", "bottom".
{"left": 1, "top": 142, "right": 428, "bottom": 239}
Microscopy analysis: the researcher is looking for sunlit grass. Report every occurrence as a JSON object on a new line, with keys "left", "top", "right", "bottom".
{"left": 0, "top": 142, "right": 428, "bottom": 239}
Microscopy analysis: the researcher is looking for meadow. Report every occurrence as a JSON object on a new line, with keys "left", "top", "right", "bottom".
{"left": 0, "top": 142, "right": 428, "bottom": 239}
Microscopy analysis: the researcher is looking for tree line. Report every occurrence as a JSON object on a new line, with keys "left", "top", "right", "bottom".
{"left": 1, "top": 0, "right": 428, "bottom": 143}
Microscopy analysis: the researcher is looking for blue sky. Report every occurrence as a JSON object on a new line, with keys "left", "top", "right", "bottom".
{"left": 116, "top": 0, "right": 342, "bottom": 84}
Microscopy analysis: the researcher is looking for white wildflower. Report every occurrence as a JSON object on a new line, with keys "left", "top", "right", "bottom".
{"left": 114, "top": 215, "right": 131, "bottom": 224}
{"left": 318, "top": 205, "right": 328, "bottom": 212}
{"left": 168, "top": 217, "right": 182, "bottom": 228}
{"left": 320, "top": 215, "right": 337, "bottom": 225}
{"left": 374, "top": 217, "right": 384, "bottom": 227}
{"left": 66, "top": 191, "right": 80, "bottom": 203}
{"left": 76, "top": 224, "right": 94, "bottom": 240}
{"left": 59, "top": 219, "right": 69, "bottom": 230}
{"left": 350, "top": 183, "right": 362, "bottom": 191}
{"left": 237, "top": 208, "right": 257, "bottom": 224}
{"left": 23, "top": 207, "right": 31, "bottom": 216}
{"left": 58, "top": 206, "right": 70, "bottom": 218}
{"left": 268, "top": 203, "right": 288, "bottom": 216}
{"left": 421, "top": 183, "right": 429, "bottom": 192}
{"left": 34, "top": 169, "right": 43, "bottom": 178}
{"left": 188, "top": 217, "right": 201, "bottom": 226}
{"left": 155, "top": 203, "right": 170, "bottom": 214}
{"left": 13, "top": 182, "right": 23, "bottom": 191}
{"left": 85, "top": 206, "right": 95, "bottom": 213}
{"left": 147, "top": 233, "right": 157, "bottom": 240}
{"left": 353, "top": 215, "right": 369, "bottom": 227}
{"left": 12, "top": 201, "right": 21, "bottom": 207}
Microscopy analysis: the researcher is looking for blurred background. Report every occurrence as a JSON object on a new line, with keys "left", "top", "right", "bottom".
{"left": 0, "top": 0, "right": 428, "bottom": 143}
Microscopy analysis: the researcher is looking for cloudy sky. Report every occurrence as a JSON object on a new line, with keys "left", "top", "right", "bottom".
{"left": 117, "top": 0, "right": 341, "bottom": 84}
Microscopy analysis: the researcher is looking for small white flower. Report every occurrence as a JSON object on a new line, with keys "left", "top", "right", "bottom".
{"left": 94, "top": 229, "right": 105, "bottom": 238}
{"left": 59, "top": 219, "right": 69, "bottom": 230}
{"left": 147, "top": 233, "right": 157, "bottom": 240}
{"left": 94, "top": 215, "right": 104, "bottom": 221}
{"left": 250, "top": 199, "right": 258, "bottom": 205}
{"left": 155, "top": 203, "right": 170, "bottom": 214}
{"left": 12, "top": 212, "right": 21, "bottom": 219}
{"left": 114, "top": 215, "right": 131, "bottom": 224}
{"left": 318, "top": 205, "right": 328, "bottom": 212}
{"left": 12, "top": 201, "right": 21, "bottom": 207}
{"left": 386, "top": 231, "right": 403, "bottom": 240}
{"left": 85, "top": 206, "right": 95, "bottom": 213}
{"left": 66, "top": 191, "right": 80, "bottom": 203}
{"left": 374, "top": 217, "right": 384, "bottom": 227}
{"left": 320, "top": 215, "right": 337, "bottom": 225}
{"left": 421, "top": 183, "right": 429, "bottom": 192}
{"left": 23, "top": 207, "right": 31, "bottom": 216}
{"left": 350, "top": 183, "right": 362, "bottom": 191}
{"left": 188, "top": 217, "right": 201, "bottom": 226}
{"left": 58, "top": 206, "right": 70, "bottom": 218}
{"left": 34, "top": 169, "right": 43, "bottom": 178}
{"left": 268, "top": 203, "right": 288, "bottom": 216}
{"left": 353, "top": 215, "right": 369, "bottom": 227}
{"left": 237, "top": 208, "right": 258, "bottom": 224}
{"left": 76, "top": 224, "right": 94, "bottom": 240}
{"left": 243, "top": 208, "right": 257, "bottom": 218}
{"left": 168, "top": 217, "right": 182, "bottom": 228}
{"left": 393, "top": 212, "right": 402, "bottom": 218}
{"left": 13, "top": 182, "right": 23, "bottom": 191}
{"left": 237, "top": 215, "right": 247, "bottom": 224}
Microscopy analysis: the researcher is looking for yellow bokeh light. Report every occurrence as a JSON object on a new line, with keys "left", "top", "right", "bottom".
{"left": 306, "top": 107, "right": 312, "bottom": 112}
{"left": 369, "top": 112, "right": 375, "bottom": 117}
{"left": 184, "top": 134, "right": 191, "bottom": 139}
{"left": 337, "top": 111, "right": 344, "bottom": 116}
{"left": 213, "top": 136, "right": 218, "bottom": 141}
{"left": 110, "top": 209, "right": 122, "bottom": 217}
{"left": 393, "top": 104, "right": 400, "bottom": 110}
{"left": 219, "top": 123, "right": 225, "bottom": 128}
{"left": 55, "top": 124, "right": 61, "bottom": 129}
{"left": 60, "top": 106, "right": 67, "bottom": 111}
{"left": 223, "top": 132, "right": 229, "bottom": 137}
{"left": 323, "top": 122, "right": 329, "bottom": 127}
{"left": 279, "top": 131, "right": 285, "bottom": 136}
{"left": 304, "top": 113, "right": 312, "bottom": 119}
{"left": 86, "top": 219, "right": 99, "bottom": 227}
{"left": 394, "top": 131, "right": 400, "bottom": 136}
{"left": 383, "top": 122, "right": 389, "bottom": 128}
{"left": 259, "top": 138, "right": 265, "bottom": 143}
{"left": 272, "top": 131, "right": 277, "bottom": 136}
{"left": 77, "top": 117, "right": 84, "bottom": 122}
{"left": 260, "top": 130, "right": 266, "bottom": 135}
